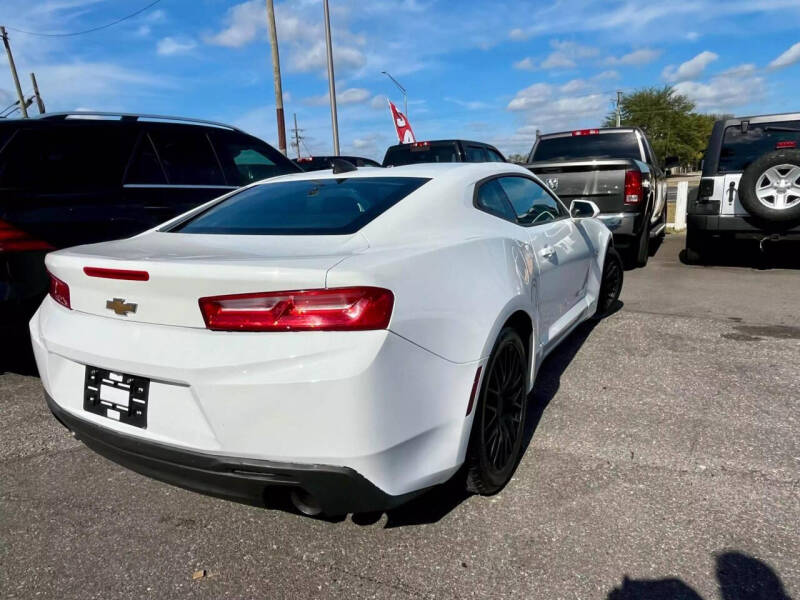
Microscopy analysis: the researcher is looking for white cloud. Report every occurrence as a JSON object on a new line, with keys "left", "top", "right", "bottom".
{"left": 509, "top": 28, "right": 528, "bottom": 41}
{"left": 541, "top": 40, "right": 598, "bottom": 70}
{"left": 156, "top": 37, "right": 196, "bottom": 56}
{"left": 592, "top": 69, "right": 620, "bottom": 80}
{"left": 560, "top": 79, "right": 588, "bottom": 94}
{"left": 513, "top": 57, "right": 535, "bottom": 71}
{"left": 370, "top": 95, "right": 387, "bottom": 110}
{"left": 205, "top": 0, "right": 262, "bottom": 47}
{"left": 507, "top": 83, "right": 554, "bottom": 112}
{"left": 662, "top": 50, "right": 718, "bottom": 82}
{"left": 290, "top": 41, "right": 365, "bottom": 73}
{"left": 304, "top": 87, "right": 371, "bottom": 106}
{"left": 686, "top": 31, "right": 700, "bottom": 41}
{"left": 769, "top": 41, "right": 800, "bottom": 69}
{"left": 444, "top": 97, "right": 491, "bottom": 110}
{"left": 673, "top": 64, "right": 763, "bottom": 112}
{"left": 605, "top": 48, "right": 661, "bottom": 66}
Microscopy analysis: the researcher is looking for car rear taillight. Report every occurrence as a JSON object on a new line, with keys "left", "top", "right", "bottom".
{"left": 412, "top": 141, "right": 430, "bottom": 148}
{"left": 0, "top": 219, "right": 54, "bottom": 253}
{"left": 776, "top": 140, "right": 797, "bottom": 149}
{"left": 48, "top": 271, "right": 71, "bottom": 309}
{"left": 572, "top": 129, "right": 599, "bottom": 136}
{"left": 624, "top": 170, "right": 642, "bottom": 204}
{"left": 199, "top": 287, "right": 394, "bottom": 332}
{"left": 698, "top": 177, "right": 715, "bottom": 200}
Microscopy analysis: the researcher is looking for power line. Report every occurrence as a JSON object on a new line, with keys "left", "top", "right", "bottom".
{"left": 4, "top": 0, "right": 163, "bottom": 37}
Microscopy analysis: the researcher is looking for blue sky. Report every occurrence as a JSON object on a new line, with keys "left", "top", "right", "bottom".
{"left": 2, "top": 0, "right": 800, "bottom": 160}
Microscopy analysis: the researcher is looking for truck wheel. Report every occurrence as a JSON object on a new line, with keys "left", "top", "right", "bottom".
{"left": 739, "top": 150, "right": 800, "bottom": 223}
{"left": 630, "top": 223, "right": 649, "bottom": 267}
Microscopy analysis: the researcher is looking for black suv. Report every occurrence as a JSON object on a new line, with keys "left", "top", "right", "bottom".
{"left": 383, "top": 140, "right": 506, "bottom": 166}
{"left": 687, "top": 112, "right": 800, "bottom": 262}
{"left": 293, "top": 155, "right": 381, "bottom": 171}
{"left": 0, "top": 112, "right": 299, "bottom": 328}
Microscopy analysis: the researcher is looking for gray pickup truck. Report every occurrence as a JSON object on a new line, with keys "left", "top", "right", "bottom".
{"left": 526, "top": 127, "right": 675, "bottom": 267}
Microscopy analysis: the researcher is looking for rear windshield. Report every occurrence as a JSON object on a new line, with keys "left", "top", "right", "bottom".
{"left": 718, "top": 121, "right": 800, "bottom": 173}
{"left": 172, "top": 177, "right": 429, "bottom": 235}
{"left": 383, "top": 144, "right": 459, "bottom": 166}
{"left": 531, "top": 132, "right": 641, "bottom": 162}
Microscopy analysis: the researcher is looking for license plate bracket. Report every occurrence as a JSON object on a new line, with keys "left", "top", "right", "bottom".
{"left": 84, "top": 366, "right": 150, "bottom": 428}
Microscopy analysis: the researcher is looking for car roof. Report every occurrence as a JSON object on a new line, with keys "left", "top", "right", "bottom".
{"left": 387, "top": 139, "right": 497, "bottom": 147}
{"left": 255, "top": 161, "right": 531, "bottom": 184}
{"left": 538, "top": 127, "right": 640, "bottom": 139}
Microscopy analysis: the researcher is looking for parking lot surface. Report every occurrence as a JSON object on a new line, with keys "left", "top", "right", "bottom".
{"left": 1, "top": 233, "right": 798, "bottom": 599}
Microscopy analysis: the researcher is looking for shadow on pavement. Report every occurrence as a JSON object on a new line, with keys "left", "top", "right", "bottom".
{"left": 379, "top": 307, "right": 612, "bottom": 529}
{"left": 607, "top": 551, "right": 793, "bottom": 600}
{"left": 0, "top": 324, "right": 38, "bottom": 376}
{"left": 679, "top": 239, "right": 800, "bottom": 270}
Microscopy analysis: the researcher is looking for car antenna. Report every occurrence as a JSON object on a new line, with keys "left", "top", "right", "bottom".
{"left": 330, "top": 158, "right": 357, "bottom": 174}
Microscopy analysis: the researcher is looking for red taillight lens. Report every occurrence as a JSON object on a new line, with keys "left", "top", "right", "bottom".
{"left": 776, "top": 140, "right": 797, "bottom": 149}
{"left": 572, "top": 129, "right": 599, "bottom": 136}
{"left": 199, "top": 287, "right": 394, "bottom": 332}
{"left": 48, "top": 271, "right": 71, "bottom": 309}
{"left": 0, "top": 219, "right": 54, "bottom": 253}
{"left": 84, "top": 267, "right": 149, "bottom": 281}
{"left": 624, "top": 169, "right": 642, "bottom": 204}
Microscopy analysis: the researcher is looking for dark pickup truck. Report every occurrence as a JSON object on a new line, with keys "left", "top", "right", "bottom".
{"left": 526, "top": 127, "right": 674, "bottom": 267}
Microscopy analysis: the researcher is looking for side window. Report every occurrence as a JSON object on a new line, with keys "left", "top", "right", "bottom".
{"left": 149, "top": 129, "right": 225, "bottom": 185}
{"left": 0, "top": 127, "right": 132, "bottom": 190}
{"left": 497, "top": 176, "right": 566, "bottom": 226}
{"left": 124, "top": 134, "right": 167, "bottom": 184}
{"left": 487, "top": 149, "right": 505, "bottom": 162}
{"left": 475, "top": 179, "right": 516, "bottom": 221}
{"left": 465, "top": 145, "right": 488, "bottom": 162}
{"left": 214, "top": 134, "right": 296, "bottom": 184}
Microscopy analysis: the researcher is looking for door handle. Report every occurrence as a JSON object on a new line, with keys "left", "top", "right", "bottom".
{"left": 539, "top": 246, "right": 556, "bottom": 259}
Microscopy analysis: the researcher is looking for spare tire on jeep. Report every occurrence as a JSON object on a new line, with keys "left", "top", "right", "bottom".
{"left": 738, "top": 149, "right": 800, "bottom": 223}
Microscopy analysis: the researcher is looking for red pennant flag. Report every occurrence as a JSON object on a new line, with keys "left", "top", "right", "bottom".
{"left": 387, "top": 99, "right": 416, "bottom": 144}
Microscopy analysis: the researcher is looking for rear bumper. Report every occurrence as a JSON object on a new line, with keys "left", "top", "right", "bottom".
{"left": 45, "top": 392, "right": 419, "bottom": 514}
{"left": 31, "top": 298, "right": 479, "bottom": 503}
{"left": 688, "top": 215, "right": 800, "bottom": 238}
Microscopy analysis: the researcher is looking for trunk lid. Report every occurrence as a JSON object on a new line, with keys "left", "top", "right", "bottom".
{"left": 46, "top": 231, "right": 368, "bottom": 328}
{"left": 528, "top": 159, "right": 639, "bottom": 213}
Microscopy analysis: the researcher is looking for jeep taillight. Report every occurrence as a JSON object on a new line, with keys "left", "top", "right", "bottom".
{"left": 698, "top": 178, "right": 715, "bottom": 200}
{"left": 624, "top": 170, "right": 642, "bottom": 205}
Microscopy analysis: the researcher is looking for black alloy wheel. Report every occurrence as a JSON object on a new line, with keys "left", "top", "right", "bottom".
{"left": 595, "top": 246, "right": 624, "bottom": 317}
{"left": 465, "top": 327, "right": 528, "bottom": 495}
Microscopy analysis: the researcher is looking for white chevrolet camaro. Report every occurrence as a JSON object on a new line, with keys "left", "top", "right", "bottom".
{"left": 31, "top": 162, "right": 622, "bottom": 516}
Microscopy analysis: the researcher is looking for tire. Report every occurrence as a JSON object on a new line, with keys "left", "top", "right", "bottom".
{"left": 594, "top": 246, "right": 623, "bottom": 318}
{"left": 738, "top": 150, "right": 800, "bottom": 223}
{"left": 465, "top": 327, "right": 528, "bottom": 495}
{"left": 628, "top": 221, "right": 649, "bottom": 267}
{"left": 684, "top": 227, "right": 708, "bottom": 264}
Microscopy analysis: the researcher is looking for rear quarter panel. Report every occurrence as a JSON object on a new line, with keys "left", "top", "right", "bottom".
{"left": 326, "top": 235, "right": 536, "bottom": 365}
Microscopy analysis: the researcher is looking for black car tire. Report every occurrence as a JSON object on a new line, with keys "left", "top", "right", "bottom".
{"left": 739, "top": 150, "right": 800, "bottom": 223}
{"left": 594, "top": 246, "right": 624, "bottom": 318}
{"left": 465, "top": 327, "right": 528, "bottom": 495}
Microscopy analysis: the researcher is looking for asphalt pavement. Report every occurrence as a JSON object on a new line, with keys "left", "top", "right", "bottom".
{"left": 1, "top": 233, "right": 798, "bottom": 599}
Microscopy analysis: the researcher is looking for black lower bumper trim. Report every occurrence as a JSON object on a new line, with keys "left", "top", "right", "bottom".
{"left": 45, "top": 393, "right": 420, "bottom": 515}
{"left": 688, "top": 214, "right": 800, "bottom": 237}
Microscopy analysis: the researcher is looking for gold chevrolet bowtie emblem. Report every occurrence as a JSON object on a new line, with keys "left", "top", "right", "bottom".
{"left": 106, "top": 298, "right": 137, "bottom": 316}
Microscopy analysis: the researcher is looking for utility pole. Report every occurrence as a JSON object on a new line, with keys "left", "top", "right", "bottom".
{"left": 290, "top": 113, "right": 303, "bottom": 159}
{"left": 323, "top": 0, "right": 340, "bottom": 156}
{"left": 265, "top": 0, "right": 287, "bottom": 154}
{"left": 1, "top": 27, "right": 28, "bottom": 118}
{"left": 381, "top": 71, "right": 407, "bottom": 117}
{"left": 615, "top": 90, "right": 623, "bottom": 127}
{"left": 30, "top": 72, "right": 45, "bottom": 114}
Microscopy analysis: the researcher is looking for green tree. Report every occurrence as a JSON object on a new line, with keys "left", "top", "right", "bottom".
{"left": 603, "top": 86, "right": 716, "bottom": 169}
